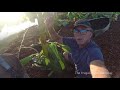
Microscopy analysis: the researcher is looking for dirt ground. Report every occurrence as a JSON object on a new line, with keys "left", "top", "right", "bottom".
{"left": 3, "top": 21, "right": 120, "bottom": 78}
{"left": 95, "top": 21, "right": 120, "bottom": 78}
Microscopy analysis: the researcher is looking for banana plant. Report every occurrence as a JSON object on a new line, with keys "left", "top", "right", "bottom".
{"left": 20, "top": 12, "right": 71, "bottom": 77}
{"left": 38, "top": 42, "right": 70, "bottom": 70}
{"left": 34, "top": 12, "right": 71, "bottom": 75}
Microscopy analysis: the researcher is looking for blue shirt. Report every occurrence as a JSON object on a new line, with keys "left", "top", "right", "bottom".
{"left": 63, "top": 37, "right": 104, "bottom": 78}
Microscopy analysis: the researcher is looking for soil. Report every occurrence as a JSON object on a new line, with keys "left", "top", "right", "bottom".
{"left": 95, "top": 21, "right": 120, "bottom": 77}
{"left": 3, "top": 21, "right": 120, "bottom": 78}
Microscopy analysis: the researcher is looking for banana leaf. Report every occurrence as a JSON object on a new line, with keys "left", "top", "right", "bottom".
{"left": 20, "top": 55, "right": 32, "bottom": 66}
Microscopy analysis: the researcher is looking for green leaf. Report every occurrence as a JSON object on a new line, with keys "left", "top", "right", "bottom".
{"left": 59, "top": 60, "right": 65, "bottom": 70}
{"left": 61, "top": 45, "right": 71, "bottom": 53}
{"left": 42, "top": 44, "right": 49, "bottom": 57}
{"left": 47, "top": 53, "right": 60, "bottom": 71}
{"left": 49, "top": 42, "right": 59, "bottom": 59}
{"left": 45, "top": 58, "right": 50, "bottom": 65}
{"left": 57, "top": 43, "right": 71, "bottom": 53}
{"left": 48, "top": 42, "right": 66, "bottom": 70}
{"left": 20, "top": 55, "right": 32, "bottom": 66}
{"left": 40, "top": 50, "right": 43, "bottom": 56}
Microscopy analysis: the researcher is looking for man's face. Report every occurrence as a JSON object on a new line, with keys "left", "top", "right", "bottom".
{"left": 74, "top": 25, "right": 93, "bottom": 46}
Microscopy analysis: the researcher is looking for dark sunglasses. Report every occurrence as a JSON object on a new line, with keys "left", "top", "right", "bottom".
{"left": 73, "top": 29, "right": 92, "bottom": 33}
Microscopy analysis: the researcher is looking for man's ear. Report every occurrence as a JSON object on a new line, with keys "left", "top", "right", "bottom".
{"left": 90, "top": 32, "right": 93, "bottom": 38}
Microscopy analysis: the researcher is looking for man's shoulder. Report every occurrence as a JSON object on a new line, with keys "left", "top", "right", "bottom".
{"left": 86, "top": 41, "right": 104, "bottom": 64}
{"left": 87, "top": 40, "right": 100, "bottom": 49}
{"left": 86, "top": 41, "right": 102, "bottom": 54}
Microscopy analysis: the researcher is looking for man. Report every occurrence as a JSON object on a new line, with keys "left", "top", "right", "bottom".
{"left": 45, "top": 17, "right": 110, "bottom": 78}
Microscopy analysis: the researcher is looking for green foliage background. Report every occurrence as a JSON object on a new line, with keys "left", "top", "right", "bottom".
{"left": 54, "top": 12, "right": 120, "bottom": 27}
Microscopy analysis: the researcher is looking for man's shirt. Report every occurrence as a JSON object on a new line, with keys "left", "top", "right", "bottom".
{"left": 63, "top": 37, "right": 104, "bottom": 78}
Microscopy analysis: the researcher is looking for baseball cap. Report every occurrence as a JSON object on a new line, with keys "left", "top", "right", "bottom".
{"left": 74, "top": 19, "right": 92, "bottom": 29}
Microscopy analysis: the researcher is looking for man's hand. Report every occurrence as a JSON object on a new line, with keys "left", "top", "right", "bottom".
{"left": 63, "top": 52, "right": 74, "bottom": 65}
{"left": 63, "top": 52, "right": 69, "bottom": 61}
{"left": 90, "top": 60, "right": 111, "bottom": 78}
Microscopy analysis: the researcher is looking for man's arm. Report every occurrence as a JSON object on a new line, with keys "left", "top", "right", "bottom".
{"left": 45, "top": 17, "right": 63, "bottom": 44}
{"left": 90, "top": 60, "right": 111, "bottom": 78}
